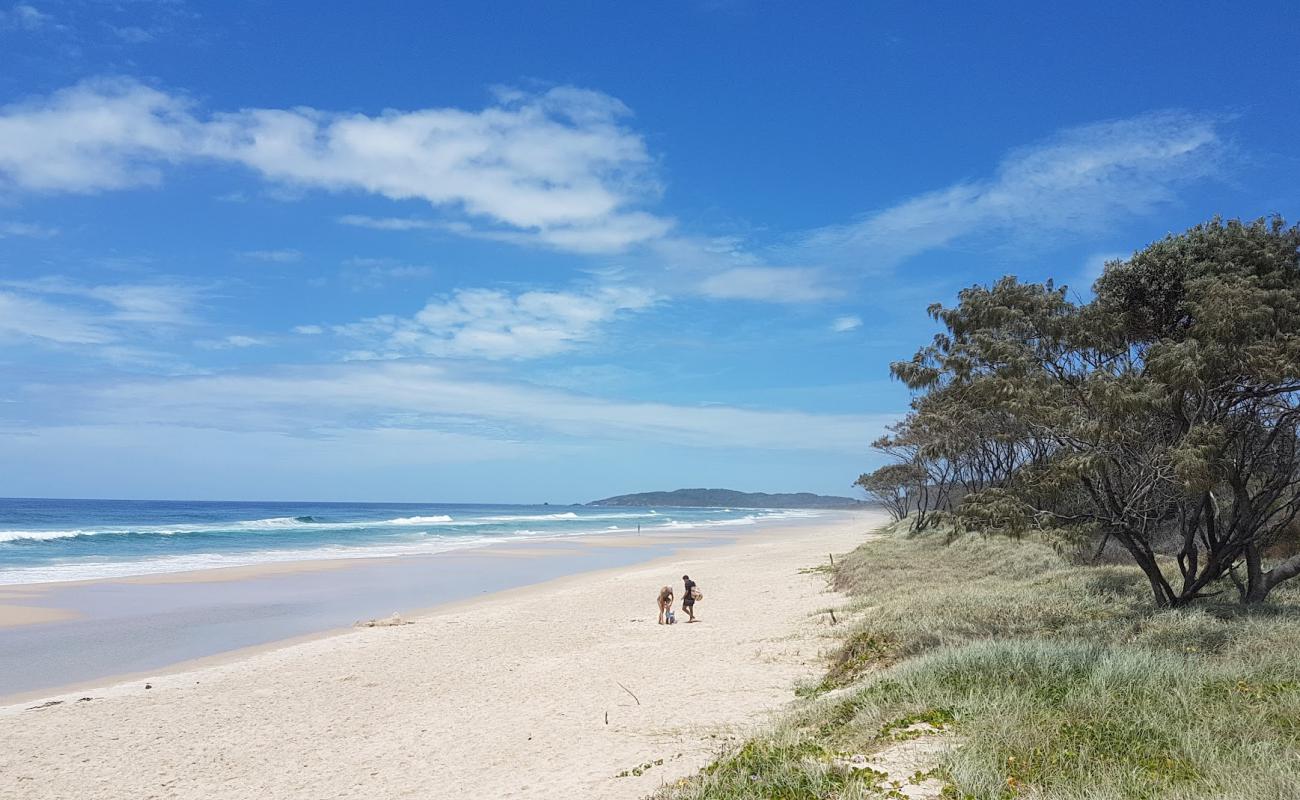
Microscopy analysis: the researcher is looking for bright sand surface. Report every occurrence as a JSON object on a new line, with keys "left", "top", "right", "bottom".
{"left": 0, "top": 510, "right": 884, "bottom": 799}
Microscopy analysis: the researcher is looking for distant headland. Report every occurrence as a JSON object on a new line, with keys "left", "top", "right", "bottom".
{"left": 586, "top": 488, "right": 868, "bottom": 509}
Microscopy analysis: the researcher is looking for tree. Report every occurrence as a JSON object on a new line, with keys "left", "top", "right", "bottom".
{"left": 890, "top": 217, "right": 1300, "bottom": 607}
{"left": 855, "top": 462, "right": 924, "bottom": 523}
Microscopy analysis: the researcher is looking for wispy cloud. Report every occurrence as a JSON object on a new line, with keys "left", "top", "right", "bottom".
{"left": 65, "top": 362, "right": 891, "bottom": 454}
{"left": 0, "top": 278, "right": 197, "bottom": 350}
{"left": 796, "top": 110, "right": 1226, "bottom": 270}
{"left": 339, "top": 257, "right": 432, "bottom": 290}
{"left": 0, "top": 220, "right": 57, "bottom": 238}
{"left": 238, "top": 248, "right": 303, "bottom": 263}
{"left": 697, "top": 266, "right": 839, "bottom": 303}
{"left": 109, "top": 25, "right": 154, "bottom": 44}
{"left": 2, "top": 277, "right": 196, "bottom": 325}
{"left": 337, "top": 214, "right": 438, "bottom": 232}
{"left": 0, "top": 291, "right": 115, "bottom": 344}
{"left": 831, "top": 315, "right": 862, "bottom": 332}
{"left": 333, "top": 284, "right": 657, "bottom": 360}
{"left": 196, "top": 334, "right": 267, "bottom": 350}
{"left": 0, "top": 3, "right": 54, "bottom": 31}
{"left": 0, "top": 79, "right": 671, "bottom": 254}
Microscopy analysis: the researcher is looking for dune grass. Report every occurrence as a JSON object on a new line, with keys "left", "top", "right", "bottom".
{"left": 654, "top": 523, "right": 1300, "bottom": 799}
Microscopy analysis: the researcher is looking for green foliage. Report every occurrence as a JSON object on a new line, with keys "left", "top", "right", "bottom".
{"left": 880, "top": 217, "right": 1300, "bottom": 607}
{"left": 658, "top": 531, "right": 1300, "bottom": 800}
{"left": 878, "top": 707, "right": 956, "bottom": 740}
{"left": 855, "top": 462, "right": 926, "bottom": 523}
{"left": 664, "top": 737, "right": 880, "bottom": 799}
{"left": 802, "top": 631, "right": 899, "bottom": 696}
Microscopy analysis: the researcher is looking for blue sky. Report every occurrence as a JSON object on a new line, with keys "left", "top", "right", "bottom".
{"left": 1, "top": 1, "right": 1297, "bottom": 502}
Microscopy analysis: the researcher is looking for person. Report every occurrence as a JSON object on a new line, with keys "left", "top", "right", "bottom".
{"left": 681, "top": 574, "right": 698, "bottom": 622}
{"left": 657, "top": 585, "right": 674, "bottom": 624}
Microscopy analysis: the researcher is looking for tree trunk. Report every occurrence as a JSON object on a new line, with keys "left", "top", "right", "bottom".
{"left": 1243, "top": 543, "right": 1266, "bottom": 603}
{"left": 1112, "top": 529, "right": 1177, "bottom": 607}
{"left": 1244, "top": 552, "right": 1300, "bottom": 604}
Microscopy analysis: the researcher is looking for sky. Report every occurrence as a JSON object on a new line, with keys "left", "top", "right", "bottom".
{"left": 1, "top": 1, "right": 1297, "bottom": 503}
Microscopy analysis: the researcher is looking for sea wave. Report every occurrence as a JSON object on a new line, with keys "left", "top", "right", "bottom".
{"left": 0, "top": 505, "right": 835, "bottom": 584}
{"left": 0, "top": 509, "right": 671, "bottom": 544}
{"left": 0, "top": 528, "right": 102, "bottom": 543}
{"left": 0, "top": 534, "right": 501, "bottom": 584}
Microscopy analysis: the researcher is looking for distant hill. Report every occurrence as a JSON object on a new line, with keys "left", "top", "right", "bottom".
{"left": 587, "top": 488, "right": 868, "bottom": 509}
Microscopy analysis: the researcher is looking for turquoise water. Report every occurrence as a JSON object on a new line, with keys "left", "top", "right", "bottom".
{"left": 0, "top": 498, "right": 820, "bottom": 585}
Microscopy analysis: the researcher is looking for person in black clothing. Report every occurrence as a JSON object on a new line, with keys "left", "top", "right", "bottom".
{"left": 681, "top": 574, "right": 698, "bottom": 622}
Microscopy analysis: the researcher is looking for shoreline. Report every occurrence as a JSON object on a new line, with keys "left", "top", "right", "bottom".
{"left": 1, "top": 510, "right": 884, "bottom": 800}
{"left": 0, "top": 512, "right": 859, "bottom": 704}
{"left": 0, "top": 527, "right": 749, "bottom": 707}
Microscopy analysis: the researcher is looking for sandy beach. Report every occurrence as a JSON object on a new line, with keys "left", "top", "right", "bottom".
{"left": 0, "top": 510, "right": 882, "bottom": 799}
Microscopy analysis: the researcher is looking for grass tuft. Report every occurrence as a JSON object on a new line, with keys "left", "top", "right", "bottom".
{"left": 655, "top": 528, "right": 1300, "bottom": 799}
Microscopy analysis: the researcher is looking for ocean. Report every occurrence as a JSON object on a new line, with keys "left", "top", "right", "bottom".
{"left": 0, "top": 497, "right": 819, "bottom": 585}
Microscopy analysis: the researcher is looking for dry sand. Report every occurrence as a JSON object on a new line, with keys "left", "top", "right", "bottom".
{"left": 0, "top": 511, "right": 883, "bottom": 799}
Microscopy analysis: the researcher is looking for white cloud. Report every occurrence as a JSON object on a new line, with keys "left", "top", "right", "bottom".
{"left": 2, "top": 277, "right": 195, "bottom": 325}
{"left": 0, "top": 4, "right": 52, "bottom": 31}
{"left": 292, "top": 325, "right": 324, "bottom": 335}
{"left": 0, "top": 220, "right": 57, "bottom": 238}
{"left": 337, "top": 214, "right": 438, "bottom": 231}
{"left": 797, "top": 110, "right": 1225, "bottom": 270}
{"left": 340, "top": 257, "right": 433, "bottom": 289}
{"left": 0, "top": 79, "right": 670, "bottom": 254}
{"left": 72, "top": 362, "right": 892, "bottom": 454}
{"left": 0, "top": 79, "right": 197, "bottom": 192}
{"left": 110, "top": 25, "right": 153, "bottom": 44}
{"left": 333, "top": 284, "right": 656, "bottom": 360}
{"left": 239, "top": 248, "right": 303, "bottom": 263}
{"left": 0, "top": 291, "right": 115, "bottom": 344}
{"left": 445, "top": 211, "right": 673, "bottom": 254}
{"left": 3, "top": 278, "right": 192, "bottom": 328}
{"left": 196, "top": 335, "right": 266, "bottom": 350}
{"left": 831, "top": 315, "right": 862, "bottom": 332}
{"left": 227, "top": 335, "right": 264, "bottom": 348}
{"left": 698, "top": 266, "right": 839, "bottom": 303}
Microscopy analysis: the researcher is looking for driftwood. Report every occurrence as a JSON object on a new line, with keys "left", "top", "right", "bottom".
{"left": 616, "top": 681, "right": 640, "bottom": 705}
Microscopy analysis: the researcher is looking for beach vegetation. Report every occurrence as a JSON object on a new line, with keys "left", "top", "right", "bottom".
{"left": 654, "top": 527, "right": 1300, "bottom": 799}
{"left": 656, "top": 217, "right": 1300, "bottom": 799}
{"left": 868, "top": 217, "right": 1300, "bottom": 608}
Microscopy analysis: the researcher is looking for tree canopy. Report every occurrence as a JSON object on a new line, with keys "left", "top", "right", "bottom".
{"left": 863, "top": 217, "right": 1300, "bottom": 607}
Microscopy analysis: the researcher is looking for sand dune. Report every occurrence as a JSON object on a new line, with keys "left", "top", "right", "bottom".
{"left": 0, "top": 512, "right": 881, "bottom": 799}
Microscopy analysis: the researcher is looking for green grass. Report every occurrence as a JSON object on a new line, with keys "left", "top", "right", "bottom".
{"left": 652, "top": 524, "right": 1300, "bottom": 799}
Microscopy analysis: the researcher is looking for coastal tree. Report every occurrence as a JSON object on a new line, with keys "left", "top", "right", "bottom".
{"left": 889, "top": 217, "right": 1300, "bottom": 607}
{"left": 854, "top": 462, "right": 924, "bottom": 523}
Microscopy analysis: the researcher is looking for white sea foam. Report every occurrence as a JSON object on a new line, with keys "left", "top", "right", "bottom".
{"left": 475, "top": 511, "right": 579, "bottom": 521}
{"left": 0, "top": 534, "right": 502, "bottom": 585}
{"left": 0, "top": 505, "right": 833, "bottom": 583}
{"left": 0, "top": 508, "right": 815, "bottom": 544}
{"left": 0, "top": 529, "right": 100, "bottom": 543}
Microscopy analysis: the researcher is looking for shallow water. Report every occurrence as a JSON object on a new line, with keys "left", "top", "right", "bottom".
{"left": 0, "top": 497, "right": 820, "bottom": 584}
{"left": 0, "top": 530, "right": 758, "bottom": 699}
